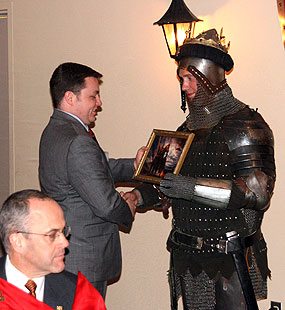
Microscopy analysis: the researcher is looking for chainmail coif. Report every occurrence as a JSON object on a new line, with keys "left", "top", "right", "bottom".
{"left": 185, "top": 82, "right": 246, "bottom": 131}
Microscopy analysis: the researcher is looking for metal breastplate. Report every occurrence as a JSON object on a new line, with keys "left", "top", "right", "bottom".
{"left": 173, "top": 128, "right": 238, "bottom": 239}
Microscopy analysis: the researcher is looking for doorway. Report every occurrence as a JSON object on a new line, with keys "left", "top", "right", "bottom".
{"left": 0, "top": 9, "right": 10, "bottom": 205}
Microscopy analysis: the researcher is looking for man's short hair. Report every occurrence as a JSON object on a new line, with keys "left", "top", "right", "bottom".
{"left": 0, "top": 189, "right": 52, "bottom": 252}
{"left": 49, "top": 62, "right": 103, "bottom": 108}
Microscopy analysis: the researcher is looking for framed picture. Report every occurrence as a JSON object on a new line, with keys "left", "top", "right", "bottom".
{"left": 134, "top": 129, "right": 195, "bottom": 184}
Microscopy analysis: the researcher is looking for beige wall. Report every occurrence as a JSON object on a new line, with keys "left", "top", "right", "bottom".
{"left": 1, "top": 0, "right": 284, "bottom": 309}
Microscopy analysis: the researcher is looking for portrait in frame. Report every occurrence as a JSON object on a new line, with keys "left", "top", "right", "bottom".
{"left": 134, "top": 129, "right": 195, "bottom": 184}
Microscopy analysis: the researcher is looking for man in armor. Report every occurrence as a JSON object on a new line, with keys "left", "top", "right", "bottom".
{"left": 126, "top": 28, "right": 276, "bottom": 309}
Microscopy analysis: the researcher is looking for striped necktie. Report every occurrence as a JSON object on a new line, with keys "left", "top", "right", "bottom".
{"left": 25, "top": 279, "right": 37, "bottom": 298}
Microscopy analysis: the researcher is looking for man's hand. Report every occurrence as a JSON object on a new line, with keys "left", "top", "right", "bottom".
{"left": 134, "top": 146, "right": 147, "bottom": 170}
{"left": 120, "top": 190, "right": 141, "bottom": 217}
{"left": 155, "top": 195, "right": 172, "bottom": 219}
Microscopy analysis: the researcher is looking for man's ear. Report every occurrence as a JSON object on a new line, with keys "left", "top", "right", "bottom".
{"left": 9, "top": 233, "right": 25, "bottom": 253}
{"left": 63, "top": 91, "right": 75, "bottom": 107}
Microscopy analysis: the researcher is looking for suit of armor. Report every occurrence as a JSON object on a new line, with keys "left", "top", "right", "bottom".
{"left": 137, "top": 29, "right": 276, "bottom": 309}
{"left": 137, "top": 95, "right": 276, "bottom": 309}
{"left": 165, "top": 103, "right": 275, "bottom": 309}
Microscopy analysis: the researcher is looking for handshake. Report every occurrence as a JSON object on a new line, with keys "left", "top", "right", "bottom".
{"left": 120, "top": 173, "right": 196, "bottom": 217}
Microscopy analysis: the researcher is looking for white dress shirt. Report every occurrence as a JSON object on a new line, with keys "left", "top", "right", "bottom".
{"left": 5, "top": 256, "right": 45, "bottom": 302}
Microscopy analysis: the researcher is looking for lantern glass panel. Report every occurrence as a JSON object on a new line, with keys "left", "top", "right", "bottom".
{"left": 176, "top": 22, "right": 191, "bottom": 46}
{"left": 163, "top": 24, "right": 176, "bottom": 56}
{"left": 163, "top": 22, "right": 191, "bottom": 57}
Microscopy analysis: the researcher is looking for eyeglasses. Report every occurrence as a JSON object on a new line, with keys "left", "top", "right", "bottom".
{"left": 17, "top": 226, "right": 71, "bottom": 242}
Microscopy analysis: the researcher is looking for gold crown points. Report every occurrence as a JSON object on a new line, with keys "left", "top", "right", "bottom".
{"left": 184, "top": 28, "right": 231, "bottom": 53}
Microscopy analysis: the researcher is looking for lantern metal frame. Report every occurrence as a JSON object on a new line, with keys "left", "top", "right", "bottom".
{"left": 154, "top": 0, "right": 202, "bottom": 58}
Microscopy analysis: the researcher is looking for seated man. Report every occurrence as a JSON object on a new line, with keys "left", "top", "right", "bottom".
{"left": 0, "top": 189, "right": 105, "bottom": 309}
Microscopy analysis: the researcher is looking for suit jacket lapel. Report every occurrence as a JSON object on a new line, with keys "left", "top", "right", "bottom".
{"left": 0, "top": 256, "right": 7, "bottom": 280}
{"left": 44, "top": 274, "right": 73, "bottom": 309}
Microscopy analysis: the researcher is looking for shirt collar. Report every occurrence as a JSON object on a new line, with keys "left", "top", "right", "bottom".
{"left": 56, "top": 109, "right": 89, "bottom": 131}
{"left": 5, "top": 255, "right": 45, "bottom": 301}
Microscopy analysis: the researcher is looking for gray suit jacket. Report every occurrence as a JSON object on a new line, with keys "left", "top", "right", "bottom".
{"left": 39, "top": 109, "right": 134, "bottom": 282}
{"left": 0, "top": 256, "right": 77, "bottom": 309}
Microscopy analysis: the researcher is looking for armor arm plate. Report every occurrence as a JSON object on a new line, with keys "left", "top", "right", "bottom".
{"left": 192, "top": 178, "right": 232, "bottom": 209}
{"left": 230, "top": 170, "right": 275, "bottom": 211}
{"left": 225, "top": 109, "right": 275, "bottom": 211}
{"left": 192, "top": 171, "right": 274, "bottom": 211}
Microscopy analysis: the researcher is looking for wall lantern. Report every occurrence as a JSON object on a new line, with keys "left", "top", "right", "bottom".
{"left": 154, "top": 0, "right": 202, "bottom": 58}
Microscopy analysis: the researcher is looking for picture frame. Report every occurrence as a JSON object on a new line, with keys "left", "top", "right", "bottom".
{"left": 134, "top": 129, "right": 195, "bottom": 184}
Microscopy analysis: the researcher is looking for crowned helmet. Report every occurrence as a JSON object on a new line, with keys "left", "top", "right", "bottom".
{"left": 176, "top": 28, "right": 233, "bottom": 71}
{"left": 175, "top": 28, "right": 234, "bottom": 112}
{"left": 175, "top": 28, "right": 245, "bottom": 130}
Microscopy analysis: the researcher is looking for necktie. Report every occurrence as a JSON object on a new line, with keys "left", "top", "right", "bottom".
{"left": 25, "top": 279, "right": 37, "bottom": 298}
{"left": 88, "top": 128, "right": 96, "bottom": 141}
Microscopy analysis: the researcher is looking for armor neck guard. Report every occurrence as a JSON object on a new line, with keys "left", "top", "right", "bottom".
{"left": 185, "top": 84, "right": 246, "bottom": 131}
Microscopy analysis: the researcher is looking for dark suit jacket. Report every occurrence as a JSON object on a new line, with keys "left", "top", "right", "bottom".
{"left": 0, "top": 256, "right": 77, "bottom": 309}
{"left": 39, "top": 109, "right": 134, "bottom": 282}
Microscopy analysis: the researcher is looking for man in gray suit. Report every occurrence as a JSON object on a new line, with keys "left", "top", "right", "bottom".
{"left": 39, "top": 62, "right": 142, "bottom": 299}
{"left": 0, "top": 189, "right": 78, "bottom": 309}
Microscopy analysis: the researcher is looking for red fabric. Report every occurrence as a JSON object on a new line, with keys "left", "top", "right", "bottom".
{"left": 0, "top": 272, "right": 106, "bottom": 310}
{"left": 72, "top": 272, "right": 106, "bottom": 310}
{"left": 0, "top": 278, "right": 53, "bottom": 310}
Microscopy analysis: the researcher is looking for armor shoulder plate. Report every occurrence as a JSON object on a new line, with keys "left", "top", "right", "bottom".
{"left": 221, "top": 107, "right": 275, "bottom": 178}
{"left": 221, "top": 107, "right": 274, "bottom": 151}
